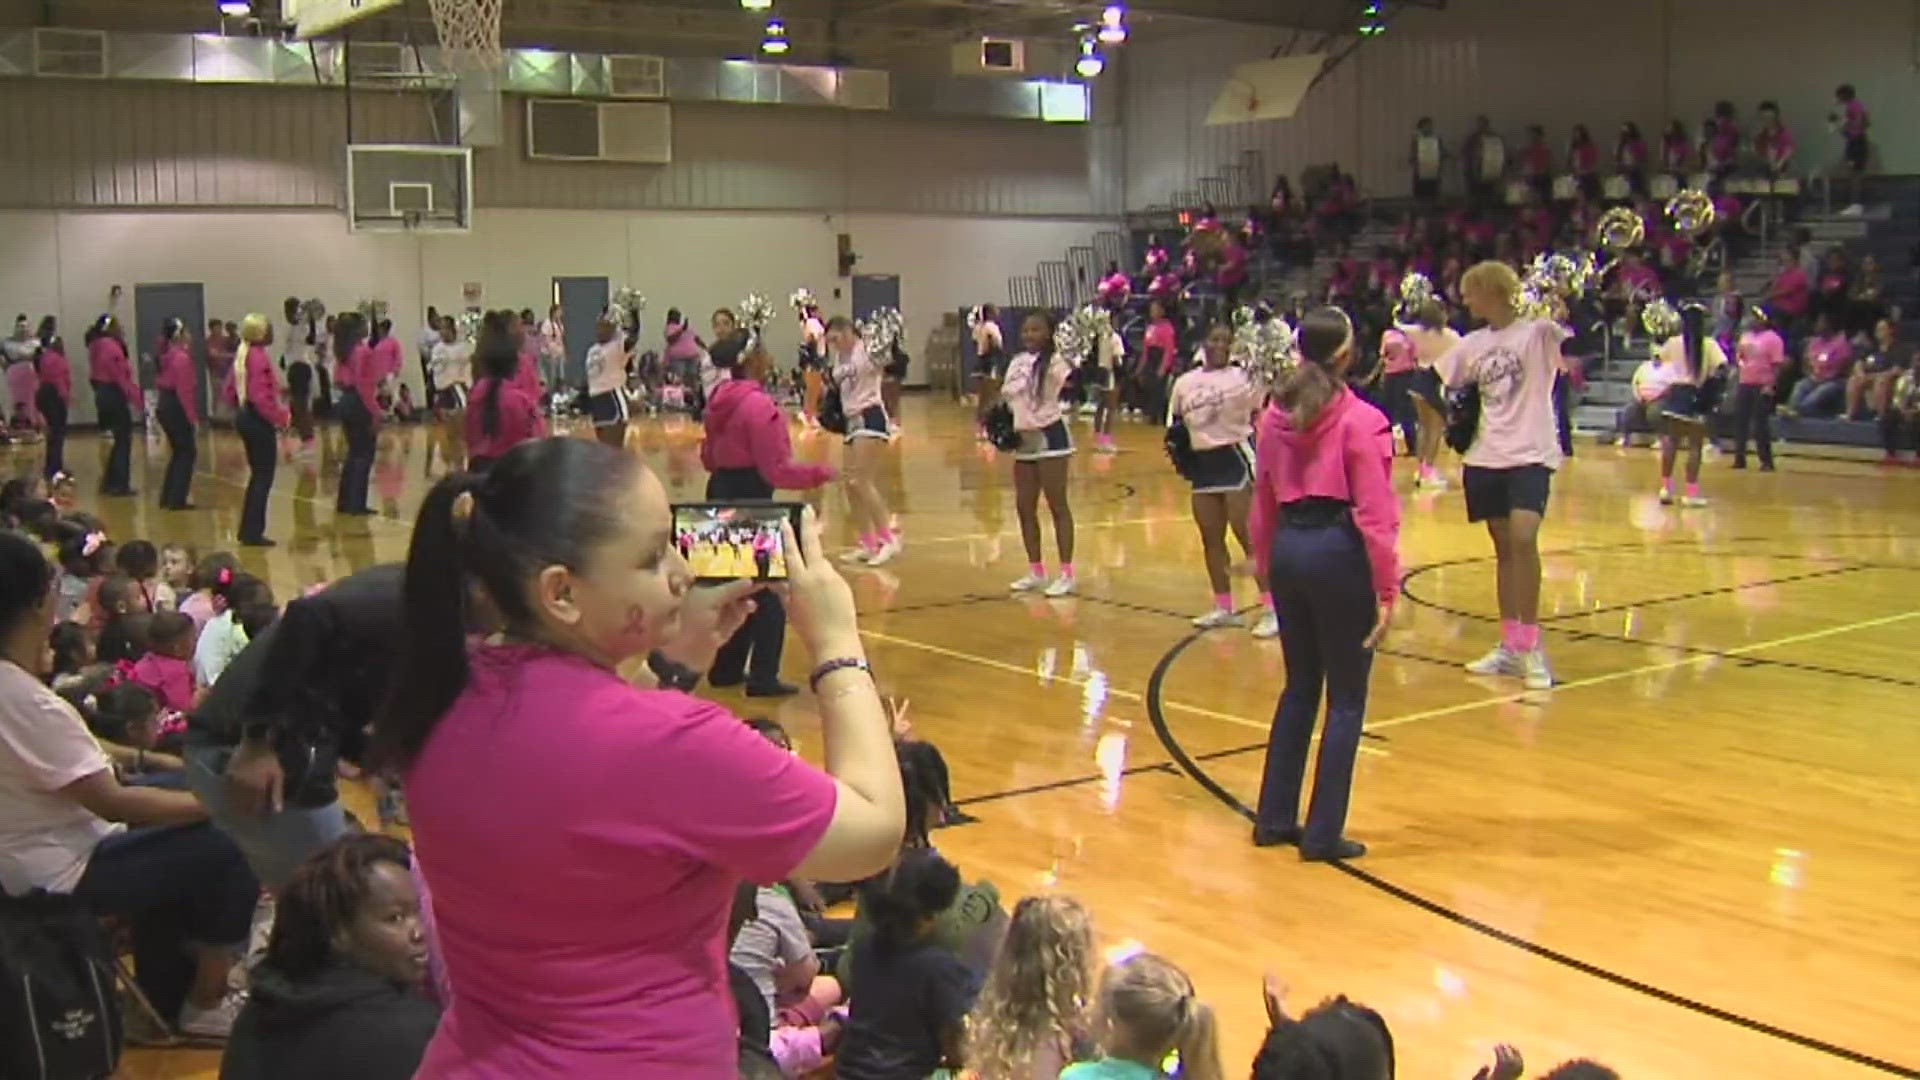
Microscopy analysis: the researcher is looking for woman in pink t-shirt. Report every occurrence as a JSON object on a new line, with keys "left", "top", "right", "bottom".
{"left": 1001, "top": 311, "right": 1077, "bottom": 597}
{"left": 1834, "top": 84, "right": 1869, "bottom": 209}
{"left": 1437, "top": 262, "right": 1567, "bottom": 691}
{"left": 1786, "top": 312, "right": 1853, "bottom": 418}
{"left": 378, "top": 439, "right": 904, "bottom": 1079}
{"left": 1167, "top": 321, "right": 1265, "bottom": 632}
{"left": 1731, "top": 309, "right": 1785, "bottom": 470}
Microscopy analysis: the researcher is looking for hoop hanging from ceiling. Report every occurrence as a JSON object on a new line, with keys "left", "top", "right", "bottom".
{"left": 426, "top": 0, "right": 504, "bottom": 74}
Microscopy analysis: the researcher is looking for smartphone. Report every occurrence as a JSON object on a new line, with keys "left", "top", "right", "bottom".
{"left": 670, "top": 501, "right": 805, "bottom": 583}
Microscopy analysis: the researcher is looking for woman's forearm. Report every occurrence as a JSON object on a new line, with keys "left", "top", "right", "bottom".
{"left": 812, "top": 635, "right": 896, "bottom": 809}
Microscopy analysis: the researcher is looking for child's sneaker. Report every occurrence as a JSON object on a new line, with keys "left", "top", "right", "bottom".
{"left": 1465, "top": 644, "right": 1523, "bottom": 677}
{"left": 1043, "top": 575, "right": 1077, "bottom": 598}
{"left": 1251, "top": 611, "right": 1280, "bottom": 638}
{"left": 1191, "top": 608, "right": 1241, "bottom": 629}
{"left": 1009, "top": 572, "right": 1047, "bottom": 593}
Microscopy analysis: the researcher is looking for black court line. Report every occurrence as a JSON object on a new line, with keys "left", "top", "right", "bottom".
{"left": 1141, "top": 628, "right": 1920, "bottom": 1078}
{"left": 954, "top": 761, "right": 1177, "bottom": 809}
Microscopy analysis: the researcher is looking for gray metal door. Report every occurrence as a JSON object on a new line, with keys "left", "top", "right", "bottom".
{"left": 133, "top": 283, "right": 206, "bottom": 415}
{"left": 551, "top": 276, "right": 609, "bottom": 385}
{"left": 850, "top": 274, "right": 900, "bottom": 321}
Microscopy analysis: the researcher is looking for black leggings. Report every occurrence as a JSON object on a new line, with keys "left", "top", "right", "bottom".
{"left": 1730, "top": 383, "right": 1774, "bottom": 467}
{"left": 156, "top": 397, "right": 197, "bottom": 509}
{"left": 37, "top": 383, "right": 67, "bottom": 479}
{"left": 336, "top": 389, "right": 377, "bottom": 512}
{"left": 92, "top": 382, "right": 134, "bottom": 492}
{"left": 235, "top": 406, "right": 278, "bottom": 542}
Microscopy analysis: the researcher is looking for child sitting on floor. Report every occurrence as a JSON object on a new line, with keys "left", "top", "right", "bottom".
{"left": 159, "top": 543, "right": 196, "bottom": 607}
{"left": 965, "top": 895, "right": 1099, "bottom": 1080}
{"left": 52, "top": 523, "right": 110, "bottom": 624}
{"left": 180, "top": 551, "right": 239, "bottom": 633}
{"left": 115, "top": 539, "right": 175, "bottom": 612}
{"left": 833, "top": 848, "right": 979, "bottom": 1080}
{"left": 1063, "top": 954, "right": 1222, "bottom": 1080}
{"left": 130, "top": 611, "right": 201, "bottom": 715}
{"left": 91, "top": 577, "right": 145, "bottom": 661}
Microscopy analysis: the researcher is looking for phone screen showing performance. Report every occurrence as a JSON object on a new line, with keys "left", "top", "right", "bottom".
{"left": 670, "top": 501, "right": 804, "bottom": 583}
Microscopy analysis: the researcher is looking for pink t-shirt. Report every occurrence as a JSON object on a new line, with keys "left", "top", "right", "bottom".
{"left": 1436, "top": 318, "right": 1568, "bottom": 471}
{"left": 1000, "top": 351, "right": 1073, "bottom": 432}
{"left": 1736, "top": 330, "right": 1787, "bottom": 387}
{"left": 1770, "top": 267, "right": 1810, "bottom": 315}
{"left": 1843, "top": 99, "right": 1868, "bottom": 138}
{"left": 1380, "top": 329, "right": 1417, "bottom": 374}
{"left": 179, "top": 590, "right": 217, "bottom": 633}
{"left": 1169, "top": 364, "right": 1261, "bottom": 449}
{"left": 0, "top": 662, "right": 121, "bottom": 895}
{"left": 1143, "top": 321, "right": 1178, "bottom": 375}
{"left": 130, "top": 652, "right": 195, "bottom": 714}
{"left": 1806, "top": 334, "right": 1853, "bottom": 382}
{"left": 830, "top": 342, "right": 884, "bottom": 414}
{"left": 407, "top": 646, "right": 838, "bottom": 1079}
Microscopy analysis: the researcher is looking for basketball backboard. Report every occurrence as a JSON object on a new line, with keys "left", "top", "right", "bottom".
{"left": 283, "top": 0, "right": 405, "bottom": 39}
{"left": 346, "top": 144, "right": 474, "bottom": 233}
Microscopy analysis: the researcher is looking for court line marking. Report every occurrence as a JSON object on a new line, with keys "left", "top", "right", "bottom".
{"left": 1141, "top": 619, "right": 1920, "bottom": 1078}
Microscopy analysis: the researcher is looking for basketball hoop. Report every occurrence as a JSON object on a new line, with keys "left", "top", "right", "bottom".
{"left": 426, "top": 0, "right": 503, "bottom": 74}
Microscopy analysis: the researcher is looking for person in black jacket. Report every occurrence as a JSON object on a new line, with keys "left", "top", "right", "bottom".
{"left": 220, "top": 834, "right": 439, "bottom": 1080}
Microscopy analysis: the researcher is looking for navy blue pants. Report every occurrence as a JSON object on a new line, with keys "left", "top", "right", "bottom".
{"left": 336, "top": 388, "right": 377, "bottom": 512}
{"left": 1255, "top": 521, "right": 1376, "bottom": 852}
{"left": 74, "top": 823, "right": 258, "bottom": 1021}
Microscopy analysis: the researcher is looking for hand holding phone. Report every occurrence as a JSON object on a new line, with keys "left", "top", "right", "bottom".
{"left": 670, "top": 501, "right": 806, "bottom": 583}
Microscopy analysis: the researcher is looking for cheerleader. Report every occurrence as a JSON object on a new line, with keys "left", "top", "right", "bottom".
{"left": 428, "top": 315, "right": 474, "bottom": 465}
{"left": 85, "top": 315, "right": 141, "bottom": 496}
{"left": 798, "top": 302, "right": 827, "bottom": 430}
{"left": 1089, "top": 311, "right": 1123, "bottom": 454}
{"left": 333, "top": 312, "right": 381, "bottom": 516}
{"left": 582, "top": 313, "right": 630, "bottom": 449}
{"left": 1248, "top": 307, "right": 1400, "bottom": 860}
{"left": 1004, "top": 311, "right": 1077, "bottom": 597}
{"left": 1400, "top": 301, "right": 1462, "bottom": 489}
{"left": 152, "top": 317, "right": 199, "bottom": 510}
{"left": 371, "top": 318, "right": 404, "bottom": 400}
{"left": 1168, "top": 321, "right": 1264, "bottom": 630}
{"left": 825, "top": 317, "right": 901, "bottom": 566}
{"left": 33, "top": 319, "right": 70, "bottom": 480}
{"left": 971, "top": 304, "right": 1006, "bottom": 439}
{"left": 1651, "top": 305, "right": 1727, "bottom": 507}
{"left": 224, "top": 314, "right": 287, "bottom": 546}
{"left": 1439, "top": 262, "right": 1566, "bottom": 691}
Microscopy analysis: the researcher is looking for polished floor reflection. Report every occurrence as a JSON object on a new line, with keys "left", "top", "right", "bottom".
{"left": 35, "top": 399, "right": 1918, "bottom": 1080}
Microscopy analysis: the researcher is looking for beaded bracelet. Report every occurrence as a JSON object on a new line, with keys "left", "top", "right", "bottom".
{"left": 808, "top": 657, "right": 872, "bottom": 694}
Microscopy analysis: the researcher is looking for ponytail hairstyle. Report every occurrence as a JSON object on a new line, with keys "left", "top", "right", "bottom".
{"left": 861, "top": 846, "right": 961, "bottom": 954}
{"left": 233, "top": 313, "right": 269, "bottom": 406}
{"left": 332, "top": 311, "right": 368, "bottom": 366}
{"left": 213, "top": 570, "right": 271, "bottom": 615}
{"left": 1679, "top": 302, "right": 1706, "bottom": 379}
{"left": 1025, "top": 309, "right": 1059, "bottom": 404}
{"left": 474, "top": 329, "right": 520, "bottom": 439}
{"left": 190, "top": 551, "right": 241, "bottom": 595}
{"left": 1276, "top": 306, "right": 1354, "bottom": 430}
{"left": 1092, "top": 953, "right": 1223, "bottom": 1080}
{"left": 158, "top": 317, "right": 183, "bottom": 356}
{"left": 375, "top": 438, "right": 643, "bottom": 770}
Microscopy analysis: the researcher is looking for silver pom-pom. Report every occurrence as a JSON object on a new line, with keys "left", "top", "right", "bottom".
{"left": 300, "top": 298, "right": 327, "bottom": 322}
{"left": 789, "top": 288, "right": 817, "bottom": 314}
{"left": 1398, "top": 272, "right": 1435, "bottom": 310}
{"left": 1236, "top": 314, "right": 1295, "bottom": 393}
{"left": 966, "top": 305, "right": 983, "bottom": 331}
{"left": 739, "top": 293, "right": 777, "bottom": 334}
{"left": 857, "top": 307, "right": 903, "bottom": 359}
{"left": 608, "top": 287, "right": 646, "bottom": 329}
{"left": 1054, "top": 305, "right": 1109, "bottom": 362}
{"left": 357, "top": 298, "right": 389, "bottom": 324}
{"left": 1641, "top": 298, "right": 1682, "bottom": 339}
{"left": 455, "top": 309, "right": 483, "bottom": 343}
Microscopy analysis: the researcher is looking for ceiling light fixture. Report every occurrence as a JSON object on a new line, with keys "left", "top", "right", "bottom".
{"left": 1075, "top": 37, "right": 1104, "bottom": 78}
{"left": 217, "top": 0, "right": 253, "bottom": 15}
{"left": 761, "top": 19, "right": 789, "bottom": 54}
{"left": 740, "top": 0, "right": 772, "bottom": 10}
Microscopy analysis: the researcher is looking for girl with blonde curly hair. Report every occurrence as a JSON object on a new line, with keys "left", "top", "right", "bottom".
{"left": 965, "top": 895, "right": 1097, "bottom": 1079}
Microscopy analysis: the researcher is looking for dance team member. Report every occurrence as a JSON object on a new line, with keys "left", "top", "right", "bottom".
{"left": 971, "top": 304, "right": 1006, "bottom": 440}
{"left": 1652, "top": 305, "right": 1726, "bottom": 507}
{"left": 87, "top": 314, "right": 141, "bottom": 497}
{"left": 1401, "top": 301, "right": 1461, "bottom": 490}
{"left": 1168, "top": 321, "right": 1264, "bottom": 630}
{"left": 1440, "top": 262, "right": 1566, "bottom": 691}
{"left": 798, "top": 299, "right": 827, "bottom": 431}
{"left": 371, "top": 318, "right": 404, "bottom": 401}
{"left": 282, "top": 300, "right": 317, "bottom": 450}
{"left": 701, "top": 332, "right": 835, "bottom": 697}
{"left": 35, "top": 319, "right": 71, "bottom": 480}
{"left": 583, "top": 311, "right": 631, "bottom": 450}
{"left": 225, "top": 314, "right": 287, "bottom": 547}
{"left": 1246, "top": 307, "right": 1398, "bottom": 860}
{"left": 1088, "top": 312, "right": 1123, "bottom": 454}
{"left": 464, "top": 331, "right": 545, "bottom": 473}
{"left": 335, "top": 312, "right": 383, "bottom": 516}
{"left": 153, "top": 317, "right": 199, "bottom": 511}
{"left": 825, "top": 317, "right": 901, "bottom": 567}
{"left": 429, "top": 316, "right": 474, "bottom": 466}
{"left": 1004, "top": 311, "right": 1078, "bottom": 597}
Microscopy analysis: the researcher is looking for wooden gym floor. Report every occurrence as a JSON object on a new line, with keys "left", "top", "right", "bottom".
{"left": 23, "top": 398, "right": 1916, "bottom": 1080}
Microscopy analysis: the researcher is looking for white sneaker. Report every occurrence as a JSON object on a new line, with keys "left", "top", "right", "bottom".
{"left": 177, "top": 992, "right": 246, "bottom": 1040}
{"left": 866, "top": 539, "right": 902, "bottom": 566}
{"left": 1658, "top": 488, "right": 1675, "bottom": 505}
{"left": 1466, "top": 644, "right": 1523, "bottom": 677}
{"left": 1521, "top": 649, "right": 1555, "bottom": 690}
{"left": 1191, "top": 608, "right": 1242, "bottom": 629}
{"left": 839, "top": 548, "right": 874, "bottom": 566}
{"left": 1009, "top": 573, "right": 1047, "bottom": 593}
{"left": 1251, "top": 611, "right": 1280, "bottom": 638}
{"left": 1043, "top": 575, "right": 1078, "bottom": 598}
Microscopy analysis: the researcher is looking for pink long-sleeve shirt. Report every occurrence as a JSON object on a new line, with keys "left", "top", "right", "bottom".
{"left": 223, "top": 343, "right": 290, "bottom": 427}
{"left": 464, "top": 379, "right": 545, "bottom": 461}
{"left": 1736, "top": 330, "right": 1787, "bottom": 388}
{"left": 372, "top": 335, "right": 405, "bottom": 382}
{"left": 337, "top": 343, "right": 384, "bottom": 409}
{"left": 1001, "top": 351, "right": 1074, "bottom": 431}
{"left": 513, "top": 351, "right": 543, "bottom": 401}
{"left": 699, "top": 378, "right": 834, "bottom": 491}
{"left": 87, "top": 335, "right": 142, "bottom": 410}
{"left": 830, "top": 343, "right": 884, "bottom": 414}
{"left": 130, "top": 652, "right": 195, "bottom": 715}
{"left": 154, "top": 345, "right": 198, "bottom": 426}
{"left": 35, "top": 346, "right": 71, "bottom": 404}
{"left": 1247, "top": 388, "right": 1401, "bottom": 607}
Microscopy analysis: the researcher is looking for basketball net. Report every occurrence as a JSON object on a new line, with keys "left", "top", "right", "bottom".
{"left": 427, "top": 0, "right": 503, "bottom": 74}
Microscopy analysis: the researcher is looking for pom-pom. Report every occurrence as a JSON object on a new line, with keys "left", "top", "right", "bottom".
{"left": 608, "top": 287, "right": 646, "bottom": 329}
{"left": 1595, "top": 206, "right": 1646, "bottom": 252}
{"left": 1398, "top": 271, "right": 1435, "bottom": 312}
{"left": 739, "top": 294, "right": 777, "bottom": 334}
{"left": 1641, "top": 298, "right": 1682, "bottom": 339}
{"left": 789, "top": 288, "right": 818, "bottom": 314}
{"left": 857, "top": 307, "right": 903, "bottom": 360}
{"left": 966, "top": 305, "right": 983, "bottom": 330}
{"left": 357, "top": 298, "right": 389, "bottom": 324}
{"left": 1666, "top": 188, "right": 1717, "bottom": 236}
{"left": 1054, "top": 305, "right": 1110, "bottom": 363}
{"left": 455, "top": 309, "right": 483, "bottom": 343}
{"left": 1234, "top": 309, "right": 1296, "bottom": 393}
{"left": 300, "top": 297, "right": 327, "bottom": 322}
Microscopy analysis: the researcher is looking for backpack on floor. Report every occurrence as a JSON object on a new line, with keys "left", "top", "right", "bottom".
{"left": 0, "top": 891, "right": 123, "bottom": 1080}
